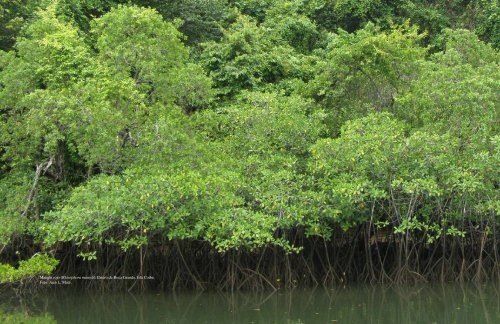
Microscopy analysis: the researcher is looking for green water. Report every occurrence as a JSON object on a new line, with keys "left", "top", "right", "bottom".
{"left": 1, "top": 284, "right": 499, "bottom": 323}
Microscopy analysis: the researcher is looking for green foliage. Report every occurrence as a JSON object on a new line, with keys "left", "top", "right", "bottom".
{"left": 307, "top": 22, "right": 426, "bottom": 133}
{"left": 95, "top": 5, "right": 181, "bottom": 60}
{"left": 263, "top": 1, "right": 320, "bottom": 53}
{"left": 134, "top": 0, "right": 237, "bottom": 44}
{"left": 0, "top": 1, "right": 498, "bottom": 268}
{"left": 0, "top": 0, "right": 40, "bottom": 50}
{"left": 39, "top": 163, "right": 239, "bottom": 248}
{"left": 0, "top": 3, "right": 213, "bottom": 245}
{"left": 310, "top": 112, "right": 498, "bottom": 236}
{"left": 471, "top": 0, "right": 499, "bottom": 48}
{"left": 92, "top": 5, "right": 213, "bottom": 109}
{"left": 200, "top": 15, "right": 280, "bottom": 97}
{"left": 0, "top": 254, "right": 58, "bottom": 283}
{"left": 396, "top": 29, "right": 499, "bottom": 147}
{"left": 195, "top": 91, "right": 326, "bottom": 239}
{"left": 308, "top": 0, "right": 386, "bottom": 32}
{"left": 200, "top": 14, "right": 318, "bottom": 99}
{"left": 0, "top": 171, "right": 31, "bottom": 243}
{"left": 168, "top": 63, "right": 215, "bottom": 113}
{"left": 437, "top": 28, "right": 499, "bottom": 66}
{"left": 231, "top": 0, "right": 273, "bottom": 22}
{"left": 92, "top": 5, "right": 187, "bottom": 103}
{"left": 197, "top": 91, "right": 324, "bottom": 155}
{"left": 0, "top": 310, "right": 56, "bottom": 324}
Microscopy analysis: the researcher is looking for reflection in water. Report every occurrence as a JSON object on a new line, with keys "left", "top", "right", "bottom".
{"left": 1, "top": 284, "right": 499, "bottom": 323}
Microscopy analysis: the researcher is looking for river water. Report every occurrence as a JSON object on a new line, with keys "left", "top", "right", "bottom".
{"left": 1, "top": 283, "right": 499, "bottom": 323}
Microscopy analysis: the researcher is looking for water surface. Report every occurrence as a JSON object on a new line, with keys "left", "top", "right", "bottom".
{"left": 1, "top": 283, "right": 499, "bottom": 323}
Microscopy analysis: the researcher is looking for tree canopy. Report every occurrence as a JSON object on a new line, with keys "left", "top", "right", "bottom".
{"left": 0, "top": 0, "right": 498, "bottom": 285}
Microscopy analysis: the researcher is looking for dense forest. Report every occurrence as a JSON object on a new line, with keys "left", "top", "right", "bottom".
{"left": 0, "top": 0, "right": 498, "bottom": 290}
